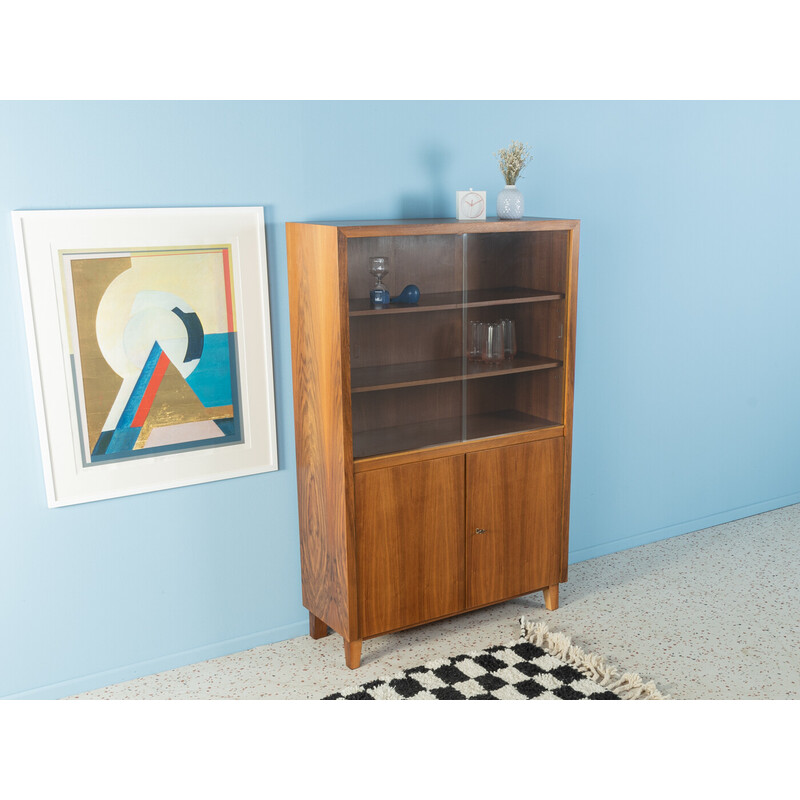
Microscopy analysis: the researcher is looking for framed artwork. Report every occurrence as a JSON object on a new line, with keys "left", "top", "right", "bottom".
{"left": 12, "top": 207, "right": 278, "bottom": 507}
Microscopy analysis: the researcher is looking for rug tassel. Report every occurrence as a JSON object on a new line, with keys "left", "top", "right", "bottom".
{"left": 518, "top": 615, "right": 669, "bottom": 700}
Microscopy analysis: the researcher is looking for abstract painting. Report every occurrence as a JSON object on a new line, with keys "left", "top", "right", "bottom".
{"left": 13, "top": 207, "right": 277, "bottom": 506}
{"left": 62, "top": 245, "right": 242, "bottom": 464}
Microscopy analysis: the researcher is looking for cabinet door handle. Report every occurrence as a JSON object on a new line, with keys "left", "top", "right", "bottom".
{"left": 475, "top": 528, "right": 488, "bottom": 535}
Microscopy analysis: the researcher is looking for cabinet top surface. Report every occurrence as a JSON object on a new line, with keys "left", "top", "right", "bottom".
{"left": 287, "top": 217, "right": 580, "bottom": 237}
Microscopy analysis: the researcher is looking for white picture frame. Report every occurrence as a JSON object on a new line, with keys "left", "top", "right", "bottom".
{"left": 12, "top": 206, "right": 278, "bottom": 507}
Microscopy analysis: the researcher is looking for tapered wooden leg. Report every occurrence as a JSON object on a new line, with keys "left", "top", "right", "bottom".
{"left": 309, "top": 612, "right": 329, "bottom": 639}
{"left": 543, "top": 583, "right": 559, "bottom": 611}
{"left": 344, "top": 639, "right": 362, "bottom": 669}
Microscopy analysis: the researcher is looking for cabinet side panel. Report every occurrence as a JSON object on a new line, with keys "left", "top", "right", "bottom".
{"left": 560, "top": 224, "right": 580, "bottom": 581}
{"left": 286, "top": 223, "right": 356, "bottom": 640}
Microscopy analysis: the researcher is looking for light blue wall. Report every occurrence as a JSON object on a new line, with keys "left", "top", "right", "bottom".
{"left": 2, "top": 101, "right": 799, "bottom": 698}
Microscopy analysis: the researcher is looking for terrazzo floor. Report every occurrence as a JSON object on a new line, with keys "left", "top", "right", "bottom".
{"left": 69, "top": 503, "right": 800, "bottom": 700}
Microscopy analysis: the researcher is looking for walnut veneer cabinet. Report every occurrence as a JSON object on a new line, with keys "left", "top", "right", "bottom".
{"left": 286, "top": 218, "right": 579, "bottom": 668}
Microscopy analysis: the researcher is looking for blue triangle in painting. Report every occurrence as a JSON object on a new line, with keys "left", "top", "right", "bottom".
{"left": 214, "top": 418, "right": 237, "bottom": 436}
{"left": 106, "top": 427, "right": 142, "bottom": 455}
{"left": 93, "top": 429, "right": 114, "bottom": 456}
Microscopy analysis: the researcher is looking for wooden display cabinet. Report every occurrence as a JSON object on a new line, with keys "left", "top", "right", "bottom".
{"left": 286, "top": 218, "right": 579, "bottom": 668}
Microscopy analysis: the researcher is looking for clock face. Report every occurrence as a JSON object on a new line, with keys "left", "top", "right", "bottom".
{"left": 461, "top": 191, "right": 485, "bottom": 219}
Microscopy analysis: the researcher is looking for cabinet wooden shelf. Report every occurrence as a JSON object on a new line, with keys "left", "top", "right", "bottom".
{"left": 286, "top": 217, "right": 580, "bottom": 668}
{"left": 349, "top": 286, "right": 563, "bottom": 316}
{"left": 353, "top": 410, "right": 560, "bottom": 460}
{"left": 351, "top": 352, "right": 561, "bottom": 393}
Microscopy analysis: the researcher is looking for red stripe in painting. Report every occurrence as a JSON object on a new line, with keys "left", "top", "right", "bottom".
{"left": 223, "top": 248, "right": 234, "bottom": 332}
{"left": 132, "top": 351, "right": 170, "bottom": 428}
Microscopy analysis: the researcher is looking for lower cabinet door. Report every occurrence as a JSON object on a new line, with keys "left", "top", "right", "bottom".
{"left": 355, "top": 455, "right": 465, "bottom": 638}
{"left": 466, "top": 437, "right": 564, "bottom": 609}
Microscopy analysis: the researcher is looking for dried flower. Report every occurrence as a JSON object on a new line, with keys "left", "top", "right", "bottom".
{"left": 495, "top": 140, "right": 533, "bottom": 185}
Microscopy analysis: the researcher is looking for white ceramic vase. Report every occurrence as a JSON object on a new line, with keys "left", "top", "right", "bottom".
{"left": 496, "top": 184, "right": 524, "bottom": 220}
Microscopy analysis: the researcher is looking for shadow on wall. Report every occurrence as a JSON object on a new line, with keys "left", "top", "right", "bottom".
{"left": 398, "top": 144, "right": 451, "bottom": 218}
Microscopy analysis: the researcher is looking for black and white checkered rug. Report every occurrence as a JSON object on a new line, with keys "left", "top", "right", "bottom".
{"left": 323, "top": 617, "right": 667, "bottom": 700}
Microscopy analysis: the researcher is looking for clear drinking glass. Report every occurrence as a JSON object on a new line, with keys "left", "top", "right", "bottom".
{"left": 468, "top": 321, "right": 485, "bottom": 362}
{"left": 482, "top": 321, "right": 504, "bottom": 364}
{"left": 500, "top": 318, "right": 517, "bottom": 359}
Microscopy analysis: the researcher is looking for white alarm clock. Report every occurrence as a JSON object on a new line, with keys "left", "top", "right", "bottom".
{"left": 456, "top": 189, "right": 487, "bottom": 221}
